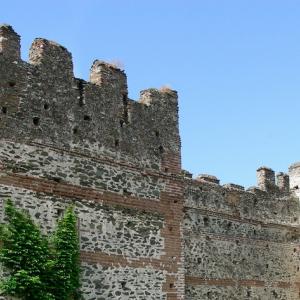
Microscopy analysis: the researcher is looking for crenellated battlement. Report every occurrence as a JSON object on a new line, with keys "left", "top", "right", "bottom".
{"left": 180, "top": 165, "right": 300, "bottom": 232}
{"left": 185, "top": 164, "right": 297, "bottom": 197}
{"left": 1, "top": 25, "right": 300, "bottom": 300}
{"left": 0, "top": 24, "right": 20, "bottom": 60}
{"left": 0, "top": 25, "right": 180, "bottom": 172}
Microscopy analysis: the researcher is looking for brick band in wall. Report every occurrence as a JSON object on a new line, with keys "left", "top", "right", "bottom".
{"left": 185, "top": 276, "right": 300, "bottom": 289}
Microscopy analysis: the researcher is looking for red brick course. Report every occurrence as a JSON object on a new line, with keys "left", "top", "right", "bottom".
{"left": 0, "top": 157, "right": 185, "bottom": 299}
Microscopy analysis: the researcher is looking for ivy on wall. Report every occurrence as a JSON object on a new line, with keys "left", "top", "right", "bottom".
{"left": 0, "top": 200, "right": 80, "bottom": 300}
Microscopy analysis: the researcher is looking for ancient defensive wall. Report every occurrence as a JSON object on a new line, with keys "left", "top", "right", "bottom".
{"left": 184, "top": 169, "right": 300, "bottom": 299}
{"left": 0, "top": 24, "right": 300, "bottom": 300}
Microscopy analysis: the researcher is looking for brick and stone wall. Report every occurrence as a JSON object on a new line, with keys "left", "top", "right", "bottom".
{"left": 0, "top": 24, "right": 300, "bottom": 300}
{"left": 184, "top": 169, "right": 300, "bottom": 299}
{"left": 0, "top": 24, "right": 184, "bottom": 300}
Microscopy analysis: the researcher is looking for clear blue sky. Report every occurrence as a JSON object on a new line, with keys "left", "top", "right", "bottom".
{"left": 2, "top": 0, "right": 300, "bottom": 187}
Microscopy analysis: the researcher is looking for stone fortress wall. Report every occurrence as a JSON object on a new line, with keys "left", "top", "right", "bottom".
{"left": 0, "top": 25, "right": 300, "bottom": 299}
{"left": 184, "top": 169, "right": 300, "bottom": 300}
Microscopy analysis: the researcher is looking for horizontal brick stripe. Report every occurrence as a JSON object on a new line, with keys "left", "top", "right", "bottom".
{"left": 0, "top": 173, "right": 170, "bottom": 214}
{"left": 0, "top": 172, "right": 185, "bottom": 299}
{"left": 27, "top": 141, "right": 182, "bottom": 178}
{"left": 81, "top": 251, "right": 169, "bottom": 271}
{"left": 184, "top": 205, "right": 300, "bottom": 233}
{"left": 184, "top": 230, "right": 300, "bottom": 246}
{"left": 185, "top": 276, "right": 299, "bottom": 289}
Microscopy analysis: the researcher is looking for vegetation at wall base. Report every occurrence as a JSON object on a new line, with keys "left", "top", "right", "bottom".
{"left": 0, "top": 200, "right": 80, "bottom": 300}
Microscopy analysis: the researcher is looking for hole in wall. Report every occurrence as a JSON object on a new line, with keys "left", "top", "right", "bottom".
{"left": 43, "top": 103, "right": 49, "bottom": 110}
{"left": 120, "top": 281, "right": 126, "bottom": 289}
{"left": 33, "top": 117, "right": 40, "bottom": 126}
{"left": 247, "top": 290, "right": 251, "bottom": 297}
{"left": 2, "top": 107, "right": 7, "bottom": 114}
{"left": 158, "top": 145, "right": 164, "bottom": 154}
{"left": 295, "top": 185, "right": 299, "bottom": 190}
{"left": 53, "top": 177, "right": 62, "bottom": 183}
{"left": 77, "top": 79, "right": 85, "bottom": 106}
{"left": 115, "top": 139, "right": 119, "bottom": 147}
{"left": 169, "top": 283, "right": 174, "bottom": 289}
{"left": 122, "top": 94, "right": 129, "bottom": 124}
{"left": 84, "top": 115, "right": 91, "bottom": 121}
{"left": 8, "top": 81, "right": 16, "bottom": 87}
{"left": 266, "top": 263, "right": 269, "bottom": 269}
{"left": 272, "top": 291, "right": 278, "bottom": 298}
{"left": 203, "top": 216, "right": 209, "bottom": 226}
{"left": 155, "top": 130, "right": 159, "bottom": 137}
{"left": 174, "top": 199, "right": 178, "bottom": 204}
{"left": 57, "top": 208, "right": 64, "bottom": 217}
{"left": 235, "top": 240, "right": 239, "bottom": 245}
{"left": 73, "top": 127, "right": 78, "bottom": 135}
{"left": 164, "top": 167, "right": 169, "bottom": 173}
{"left": 120, "top": 120, "right": 124, "bottom": 127}
{"left": 294, "top": 248, "right": 297, "bottom": 253}
{"left": 123, "top": 189, "right": 132, "bottom": 196}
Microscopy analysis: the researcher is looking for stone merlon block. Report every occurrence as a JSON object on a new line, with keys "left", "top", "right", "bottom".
{"left": 29, "top": 38, "right": 74, "bottom": 80}
{"left": 289, "top": 162, "right": 300, "bottom": 192}
{"left": 139, "top": 88, "right": 178, "bottom": 107}
{"left": 256, "top": 166, "right": 275, "bottom": 191}
{"left": 276, "top": 172, "right": 289, "bottom": 193}
{"left": 90, "top": 60, "right": 127, "bottom": 95}
{"left": 0, "top": 24, "right": 20, "bottom": 60}
{"left": 223, "top": 183, "right": 245, "bottom": 191}
{"left": 181, "top": 169, "right": 193, "bottom": 179}
{"left": 196, "top": 174, "right": 220, "bottom": 184}
{"left": 0, "top": 25, "right": 181, "bottom": 172}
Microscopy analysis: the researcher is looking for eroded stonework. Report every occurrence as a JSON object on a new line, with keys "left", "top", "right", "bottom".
{"left": 81, "top": 263, "right": 166, "bottom": 300}
{"left": 0, "top": 24, "right": 300, "bottom": 300}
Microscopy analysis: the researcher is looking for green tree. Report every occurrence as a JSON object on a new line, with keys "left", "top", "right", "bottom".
{"left": 0, "top": 200, "right": 81, "bottom": 300}
{"left": 49, "top": 206, "right": 81, "bottom": 300}
{"left": 0, "top": 200, "right": 54, "bottom": 299}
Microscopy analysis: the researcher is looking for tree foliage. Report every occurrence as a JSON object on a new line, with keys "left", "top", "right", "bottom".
{"left": 0, "top": 200, "right": 80, "bottom": 300}
{"left": 49, "top": 207, "right": 80, "bottom": 300}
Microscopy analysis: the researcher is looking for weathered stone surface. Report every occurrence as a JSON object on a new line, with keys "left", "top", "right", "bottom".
{"left": 184, "top": 178, "right": 300, "bottom": 299}
{"left": 0, "top": 141, "right": 166, "bottom": 200}
{"left": 1, "top": 25, "right": 300, "bottom": 300}
{"left": 0, "top": 186, "right": 165, "bottom": 258}
{"left": 0, "top": 26, "right": 180, "bottom": 172}
{"left": 81, "top": 263, "right": 166, "bottom": 300}
{"left": 185, "top": 285, "right": 299, "bottom": 300}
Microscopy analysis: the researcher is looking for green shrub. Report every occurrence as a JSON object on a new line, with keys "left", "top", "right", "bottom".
{"left": 0, "top": 200, "right": 80, "bottom": 300}
{"left": 48, "top": 206, "right": 80, "bottom": 300}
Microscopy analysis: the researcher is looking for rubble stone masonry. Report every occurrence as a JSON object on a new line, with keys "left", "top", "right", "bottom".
{"left": 0, "top": 25, "right": 299, "bottom": 299}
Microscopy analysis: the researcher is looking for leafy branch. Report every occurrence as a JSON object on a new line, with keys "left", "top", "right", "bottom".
{"left": 0, "top": 200, "right": 81, "bottom": 300}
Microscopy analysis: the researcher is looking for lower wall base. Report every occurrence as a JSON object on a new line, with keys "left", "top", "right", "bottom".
{"left": 185, "top": 284, "right": 300, "bottom": 300}
{"left": 81, "top": 263, "right": 166, "bottom": 300}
